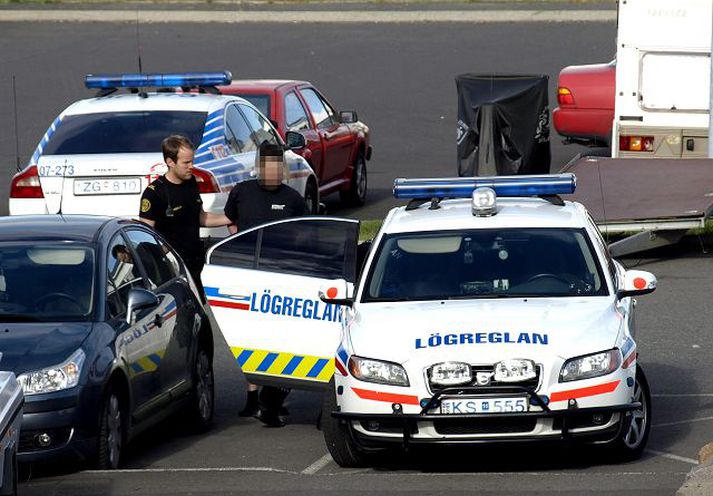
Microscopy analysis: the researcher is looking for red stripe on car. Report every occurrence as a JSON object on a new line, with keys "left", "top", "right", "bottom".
{"left": 550, "top": 380, "right": 621, "bottom": 403}
{"left": 335, "top": 359, "right": 348, "bottom": 376}
{"left": 208, "top": 299, "right": 249, "bottom": 311}
{"left": 351, "top": 387, "right": 419, "bottom": 405}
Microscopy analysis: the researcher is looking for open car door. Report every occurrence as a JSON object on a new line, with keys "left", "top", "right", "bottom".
{"left": 203, "top": 217, "right": 359, "bottom": 390}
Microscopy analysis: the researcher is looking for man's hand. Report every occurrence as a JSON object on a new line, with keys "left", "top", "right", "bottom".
{"left": 228, "top": 224, "right": 238, "bottom": 235}
{"left": 200, "top": 210, "right": 232, "bottom": 228}
{"left": 139, "top": 217, "right": 156, "bottom": 228}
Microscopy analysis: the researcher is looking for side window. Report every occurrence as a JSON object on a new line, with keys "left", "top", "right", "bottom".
{"left": 125, "top": 230, "right": 178, "bottom": 288}
{"left": 210, "top": 229, "right": 258, "bottom": 269}
{"left": 225, "top": 104, "right": 257, "bottom": 154}
{"left": 106, "top": 234, "right": 145, "bottom": 319}
{"left": 300, "top": 88, "right": 333, "bottom": 129}
{"left": 239, "top": 105, "right": 281, "bottom": 146}
{"left": 257, "top": 220, "right": 358, "bottom": 282}
{"left": 284, "top": 92, "right": 311, "bottom": 131}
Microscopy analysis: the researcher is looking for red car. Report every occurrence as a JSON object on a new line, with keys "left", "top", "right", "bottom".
{"left": 219, "top": 80, "right": 372, "bottom": 206}
{"left": 553, "top": 60, "right": 615, "bottom": 147}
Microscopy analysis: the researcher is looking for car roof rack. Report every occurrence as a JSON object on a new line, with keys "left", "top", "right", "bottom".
{"left": 85, "top": 71, "right": 232, "bottom": 98}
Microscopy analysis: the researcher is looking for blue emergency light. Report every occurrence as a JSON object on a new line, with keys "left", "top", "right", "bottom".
{"left": 84, "top": 71, "right": 233, "bottom": 89}
{"left": 393, "top": 173, "right": 576, "bottom": 199}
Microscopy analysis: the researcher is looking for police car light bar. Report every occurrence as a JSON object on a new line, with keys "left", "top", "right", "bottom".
{"left": 84, "top": 71, "right": 233, "bottom": 89}
{"left": 393, "top": 173, "right": 576, "bottom": 199}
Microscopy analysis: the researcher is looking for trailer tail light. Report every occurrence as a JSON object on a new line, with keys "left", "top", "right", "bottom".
{"left": 619, "top": 135, "right": 654, "bottom": 152}
{"left": 191, "top": 168, "right": 220, "bottom": 193}
{"left": 557, "top": 87, "right": 575, "bottom": 106}
{"left": 10, "top": 165, "right": 44, "bottom": 198}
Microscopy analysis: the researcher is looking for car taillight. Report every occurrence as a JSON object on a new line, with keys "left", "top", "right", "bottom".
{"left": 619, "top": 136, "right": 654, "bottom": 152}
{"left": 10, "top": 165, "right": 44, "bottom": 198}
{"left": 557, "top": 87, "right": 575, "bottom": 105}
{"left": 191, "top": 168, "right": 220, "bottom": 193}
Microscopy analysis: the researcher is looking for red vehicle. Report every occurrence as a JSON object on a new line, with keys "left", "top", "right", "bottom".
{"left": 219, "top": 80, "right": 372, "bottom": 206}
{"left": 552, "top": 60, "right": 615, "bottom": 148}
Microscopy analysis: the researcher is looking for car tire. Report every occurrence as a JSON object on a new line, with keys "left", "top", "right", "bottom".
{"left": 304, "top": 179, "right": 319, "bottom": 215}
{"left": 608, "top": 366, "right": 652, "bottom": 461}
{"left": 97, "top": 386, "right": 124, "bottom": 470}
{"left": 188, "top": 344, "right": 214, "bottom": 432}
{"left": 321, "top": 378, "right": 365, "bottom": 468}
{"left": 340, "top": 150, "right": 367, "bottom": 207}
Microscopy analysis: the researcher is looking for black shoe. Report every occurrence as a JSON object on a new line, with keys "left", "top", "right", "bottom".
{"left": 239, "top": 391, "right": 259, "bottom": 417}
{"left": 255, "top": 408, "right": 286, "bottom": 428}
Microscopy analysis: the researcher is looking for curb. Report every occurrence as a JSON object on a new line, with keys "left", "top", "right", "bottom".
{"left": 676, "top": 443, "right": 713, "bottom": 496}
{"left": 0, "top": 8, "right": 616, "bottom": 22}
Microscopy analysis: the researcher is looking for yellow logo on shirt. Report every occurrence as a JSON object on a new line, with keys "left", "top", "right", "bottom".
{"left": 141, "top": 199, "right": 151, "bottom": 213}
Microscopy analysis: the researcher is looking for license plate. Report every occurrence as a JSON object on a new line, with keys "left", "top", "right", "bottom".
{"left": 440, "top": 396, "right": 528, "bottom": 414}
{"left": 74, "top": 178, "right": 142, "bottom": 196}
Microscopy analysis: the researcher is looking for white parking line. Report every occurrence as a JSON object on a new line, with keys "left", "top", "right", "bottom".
{"left": 653, "top": 394, "right": 713, "bottom": 398}
{"left": 653, "top": 415, "right": 713, "bottom": 428}
{"left": 301, "top": 454, "right": 334, "bottom": 475}
{"left": 646, "top": 449, "right": 698, "bottom": 465}
{"left": 92, "top": 466, "right": 295, "bottom": 474}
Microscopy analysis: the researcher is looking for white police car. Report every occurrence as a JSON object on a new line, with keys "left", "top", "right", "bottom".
{"left": 202, "top": 174, "right": 656, "bottom": 466}
{"left": 9, "top": 72, "right": 318, "bottom": 239}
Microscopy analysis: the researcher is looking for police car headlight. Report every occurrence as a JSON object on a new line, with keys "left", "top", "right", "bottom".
{"left": 17, "top": 349, "right": 85, "bottom": 395}
{"left": 428, "top": 362, "right": 472, "bottom": 387}
{"left": 494, "top": 359, "right": 536, "bottom": 383}
{"left": 348, "top": 356, "right": 409, "bottom": 387}
{"left": 559, "top": 349, "right": 621, "bottom": 383}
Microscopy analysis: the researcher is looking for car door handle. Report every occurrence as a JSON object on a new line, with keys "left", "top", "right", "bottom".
{"left": 153, "top": 313, "right": 164, "bottom": 328}
{"left": 320, "top": 132, "right": 331, "bottom": 141}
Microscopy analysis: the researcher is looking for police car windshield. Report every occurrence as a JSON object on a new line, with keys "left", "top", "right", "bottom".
{"left": 364, "top": 228, "right": 608, "bottom": 302}
{"left": 0, "top": 244, "right": 95, "bottom": 322}
{"left": 42, "top": 111, "right": 207, "bottom": 155}
{"left": 232, "top": 94, "right": 270, "bottom": 118}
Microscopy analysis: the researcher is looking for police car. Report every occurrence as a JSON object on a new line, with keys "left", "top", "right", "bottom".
{"left": 202, "top": 174, "right": 655, "bottom": 466}
{"left": 9, "top": 72, "right": 318, "bottom": 239}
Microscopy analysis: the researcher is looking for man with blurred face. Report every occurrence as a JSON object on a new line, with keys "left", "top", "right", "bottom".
{"left": 139, "top": 135, "right": 231, "bottom": 297}
{"left": 224, "top": 140, "right": 307, "bottom": 427}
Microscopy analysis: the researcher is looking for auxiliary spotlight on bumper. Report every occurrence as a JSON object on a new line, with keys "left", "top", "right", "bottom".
{"left": 393, "top": 173, "right": 576, "bottom": 199}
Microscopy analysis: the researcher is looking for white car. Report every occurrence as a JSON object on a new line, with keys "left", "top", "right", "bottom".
{"left": 9, "top": 71, "right": 318, "bottom": 239}
{"left": 202, "top": 173, "right": 656, "bottom": 466}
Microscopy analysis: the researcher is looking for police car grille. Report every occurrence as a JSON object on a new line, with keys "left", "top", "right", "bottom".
{"left": 433, "top": 417, "right": 537, "bottom": 435}
{"left": 429, "top": 365, "right": 541, "bottom": 394}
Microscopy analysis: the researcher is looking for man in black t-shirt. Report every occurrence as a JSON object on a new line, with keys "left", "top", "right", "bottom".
{"left": 139, "top": 135, "right": 231, "bottom": 297}
{"left": 224, "top": 141, "right": 307, "bottom": 427}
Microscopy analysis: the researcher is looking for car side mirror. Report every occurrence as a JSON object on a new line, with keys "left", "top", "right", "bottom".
{"left": 318, "top": 279, "right": 354, "bottom": 308}
{"left": 285, "top": 131, "right": 306, "bottom": 150}
{"left": 126, "top": 288, "right": 159, "bottom": 325}
{"left": 339, "top": 110, "right": 358, "bottom": 124}
{"left": 617, "top": 270, "right": 656, "bottom": 299}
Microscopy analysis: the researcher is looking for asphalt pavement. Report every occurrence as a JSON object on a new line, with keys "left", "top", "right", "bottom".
{"left": 2, "top": 6, "right": 713, "bottom": 496}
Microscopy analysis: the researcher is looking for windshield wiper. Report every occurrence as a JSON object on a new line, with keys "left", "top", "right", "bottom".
{"left": 0, "top": 313, "right": 41, "bottom": 322}
{"left": 447, "top": 293, "right": 535, "bottom": 300}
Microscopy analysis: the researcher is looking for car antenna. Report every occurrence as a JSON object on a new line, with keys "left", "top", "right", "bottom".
{"left": 135, "top": 10, "right": 148, "bottom": 99}
{"left": 12, "top": 75, "right": 21, "bottom": 172}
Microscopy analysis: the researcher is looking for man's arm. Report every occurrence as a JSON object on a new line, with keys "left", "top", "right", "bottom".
{"left": 200, "top": 210, "right": 232, "bottom": 227}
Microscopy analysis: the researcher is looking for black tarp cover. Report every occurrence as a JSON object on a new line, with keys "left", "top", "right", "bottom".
{"left": 456, "top": 74, "right": 551, "bottom": 176}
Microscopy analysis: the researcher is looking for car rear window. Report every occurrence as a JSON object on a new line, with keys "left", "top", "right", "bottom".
{"left": 233, "top": 95, "right": 271, "bottom": 118}
{"left": 43, "top": 111, "right": 207, "bottom": 155}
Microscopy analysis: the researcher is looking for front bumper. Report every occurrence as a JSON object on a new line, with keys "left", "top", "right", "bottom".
{"left": 333, "top": 385, "right": 636, "bottom": 447}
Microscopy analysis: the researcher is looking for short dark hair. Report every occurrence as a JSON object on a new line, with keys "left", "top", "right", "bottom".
{"left": 111, "top": 244, "right": 130, "bottom": 258}
{"left": 162, "top": 135, "right": 195, "bottom": 163}
{"left": 259, "top": 141, "right": 284, "bottom": 159}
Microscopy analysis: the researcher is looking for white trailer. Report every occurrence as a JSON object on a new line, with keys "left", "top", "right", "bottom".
{"left": 613, "top": 0, "right": 712, "bottom": 158}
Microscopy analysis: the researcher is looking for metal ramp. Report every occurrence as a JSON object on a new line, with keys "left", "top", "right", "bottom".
{"left": 562, "top": 157, "right": 713, "bottom": 256}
